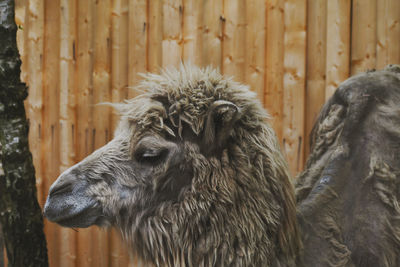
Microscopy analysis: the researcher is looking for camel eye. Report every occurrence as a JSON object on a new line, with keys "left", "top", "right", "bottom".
{"left": 136, "top": 147, "right": 167, "bottom": 164}
{"left": 134, "top": 136, "right": 173, "bottom": 164}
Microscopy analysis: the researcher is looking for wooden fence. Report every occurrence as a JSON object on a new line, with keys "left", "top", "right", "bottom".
{"left": 4, "top": 0, "right": 400, "bottom": 266}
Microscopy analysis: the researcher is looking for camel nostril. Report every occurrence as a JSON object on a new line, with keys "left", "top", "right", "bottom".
{"left": 48, "top": 168, "right": 79, "bottom": 197}
{"left": 49, "top": 180, "right": 73, "bottom": 197}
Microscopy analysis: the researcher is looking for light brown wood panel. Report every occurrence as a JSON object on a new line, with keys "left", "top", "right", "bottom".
{"left": 222, "top": 0, "right": 246, "bottom": 82}
{"left": 111, "top": 0, "right": 129, "bottom": 132}
{"left": 202, "top": 0, "right": 223, "bottom": 69}
{"left": 282, "top": 0, "right": 307, "bottom": 176}
{"left": 377, "top": 0, "right": 400, "bottom": 69}
{"left": 75, "top": 0, "right": 95, "bottom": 266}
{"left": 110, "top": 2, "right": 130, "bottom": 265}
{"left": 42, "top": 0, "right": 61, "bottom": 265}
{"left": 182, "top": 0, "right": 203, "bottom": 65}
{"left": 92, "top": 0, "right": 112, "bottom": 266}
{"left": 148, "top": 0, "right": 163, "bottom": 72}
{"left": 59, "top": 0, "right": 77, "bottom": 265}
{"left": 325, "top": 0, "right": 351, "bottom": 100}
{"left": 351, "top": 0, "right": 377, "bottom": 74}
{"left": 162, "top": 0, "right": 183, "bottom": 68}
{"left": 24, "top": 0, "right": 45, "bottom": 206}
{"left": 128, "top": 0, "right": 147, "bottom": 99}
{"left": 305, "top": 0, "right": 327, "bottom": 159}
{"left": 265, "top": 0, "right": 285, "bottom": 141}
{"left": 244, "top": 0, "right": 266, "bottom": 104}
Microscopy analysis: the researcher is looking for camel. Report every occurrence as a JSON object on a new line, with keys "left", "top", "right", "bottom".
{"left": 44, "top": 65, "right": 400, "bottom": 266}
{"left": 296, "top": 65, "right": 400, "bottom": 266}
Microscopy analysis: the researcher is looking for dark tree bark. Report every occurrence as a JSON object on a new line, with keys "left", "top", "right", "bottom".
{"left": 0, "top": 223, "right": 3, "bottom": 267}
{"left": 0, "top": 0, "right": 48, "bottom": 266}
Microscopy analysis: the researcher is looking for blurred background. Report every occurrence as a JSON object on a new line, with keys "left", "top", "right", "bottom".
{"left": 4, "top": 0, "right": 400, "bottom": 266}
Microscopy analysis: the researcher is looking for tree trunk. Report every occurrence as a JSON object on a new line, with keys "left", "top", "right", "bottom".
{"left": 0, "top": 223, "right": 4, "bottom": 267}
{"left": 0, "top": 0, "right": 48, "bottom": 266}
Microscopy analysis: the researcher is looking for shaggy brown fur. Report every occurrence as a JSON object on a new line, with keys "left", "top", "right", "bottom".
{"left": 44, "top": 64, "right": 400, "bottom": 267}
{"left": 44, "top": 65, "right": 301, "bottom": 266}
{"left": 296, "top": 65, "right": 400, "bottom": 266}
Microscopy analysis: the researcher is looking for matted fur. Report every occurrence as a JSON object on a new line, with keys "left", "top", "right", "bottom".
{"left": 296, "top": 65, "right": 400, "bottom": 266}
{"left": 45, "top": 64, "right": 301, "bottom": 266}
{"left": 45, "top": 64, "right": 400, "bottom": 267}
{"left": 116, "top": 66, "right": 301, "bottom": 266}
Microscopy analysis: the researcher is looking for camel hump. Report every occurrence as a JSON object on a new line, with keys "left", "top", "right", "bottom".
{"left": 297, "top": 66, "right": 400, "bottom": 266}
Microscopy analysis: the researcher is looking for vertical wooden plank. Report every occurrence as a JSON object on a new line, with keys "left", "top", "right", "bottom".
{"left": 148, "top": 0, "right": 163, "bottom": 72}
{"left": 376, "top": 0, "right": 400, "bottom": 69}
{"left": 282, "top": 0, "right": 307, "bottom": 175}
{"left": 128, "top": 0, "right": 148, "bottom": 99}
{"left": 59, "top": 0, "right": 77, "bottom": 265}
{"left": 245, "top": 0, "right": 266, "bottom": 104}
{"left": 222, "top": 0, "right": 246, "bottom": 82}
{"left": 43, "top": 0, "right": 61, "bottom": 265}
{"left": 111, "top": 0, "right": 128, "bottom": 132}
{"left": 92, "top": 0, "right": 112, "bottom": 265}
{"left": 110, "top": 229, "right": 130, "bottom": 267}
{"left": 162, "top": 0, "right": 183, "bottom": 67}
{"left": 75, "top": 0, "right": 95, "bottom": 266}
{"left": 351, "top": 0, "right": 377, "bottom": 74}
{"left": 111, "top": 0, "right": 131, "bottom": 266}
{"left": 182, "top": 0, "right": 203, "bottom": 65}
{"left": 265, "top": 0, "right": 285, "bottom": 141}
{"left": 25, "top": 0, "right": 44, "bottom": 206}
{"left": 305, "top": 0, "right": 327, "bottom": 158}
{"left": 202, "top": 0, "right": 223, "bottom": 69}
{"left": 325, "top": 0, "right": 351, "bottom": 100}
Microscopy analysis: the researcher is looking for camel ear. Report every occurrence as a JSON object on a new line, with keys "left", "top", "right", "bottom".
{"left": 203, "top": 100, "right": 240, "bottom": 151}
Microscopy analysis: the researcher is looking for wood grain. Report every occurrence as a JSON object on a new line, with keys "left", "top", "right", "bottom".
{"left": 351, "top": 0, "right": 377, "bottom": 74}
{"left": 305, "top": 0, "right": 327, "bottom": 159}
{"left": 128, "top": 0, "right": 147, "bottom": 99}
{"left": 42, "top": 0, "right": 61, "bottom": 265}
{"left": 75, "top": 0, "right": 95, "bottom": 266}
{"left": 59, "top": 0, "right": 77, "bottom": 265}
{"left": 376, "top": 0, "right": 400, "bottom": 69}
{"left": 282, "top": 0, "right": 307, "bottom": 175}
{"left": 325, "top": 0, "right": 351, "bottom": 100}
{"left": 245, "top": 0, "right": 266, "bottom": 104}
{"left": 265, "top": 0, "right": 285, "bottom": 141}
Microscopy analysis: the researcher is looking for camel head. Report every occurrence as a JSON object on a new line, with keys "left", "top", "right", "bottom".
{"left": 44, "top": 65, "right": 301, "bottom": 266}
